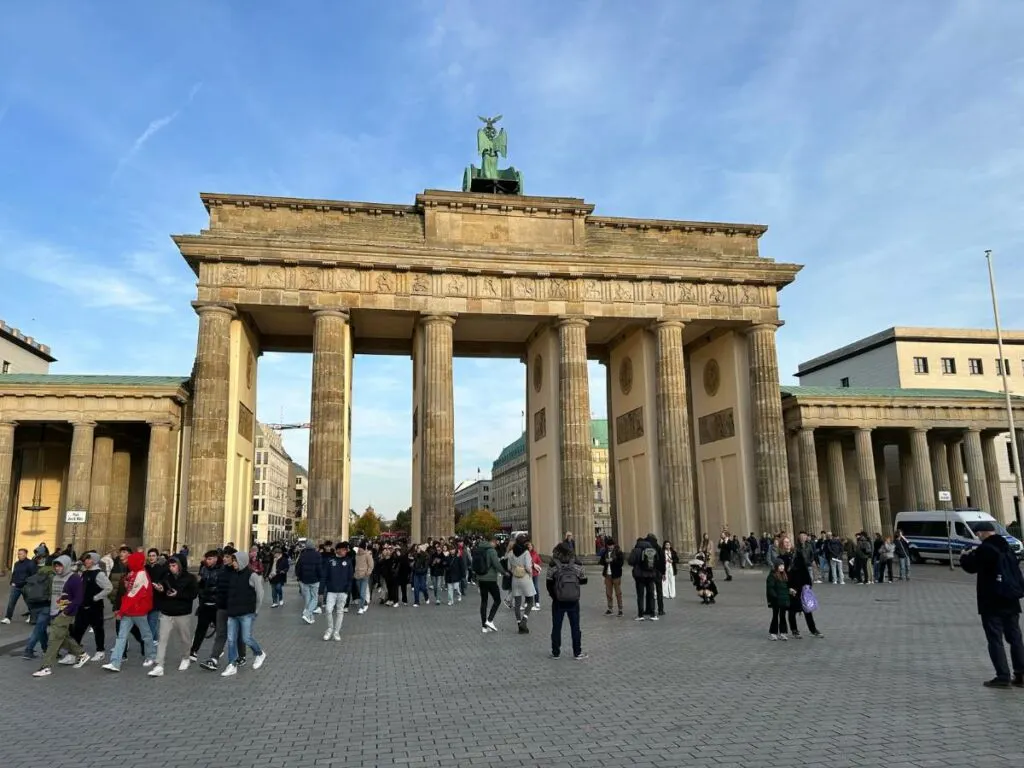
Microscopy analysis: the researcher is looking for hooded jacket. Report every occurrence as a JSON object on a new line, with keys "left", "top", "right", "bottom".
{"left": 961, "top": 534, "right": 1021, "bottom": 616}
{"left": 295, "top": 544, "right": 323, "bottom": 585}
{"left": 225, "top": 555, "right": 264, "bottom": 617}
{"left": 81, "top": 558, "right": 113, "bottom": 611}
{"left": 52, "top": 556, "right": 85, "bottom": 618}
{"left": 198, "top": 560, "right": 224, "bottom": 606}
{"left": 628, "top": 538, "right": 656, "bottom": 580}
{"left": 49, "top": 556, "right": 73, "bottom": 616}
{"left": 119, "top": 552, "right": 154, "bottom": 617}
{"left": 473, "top": 541, "right": 504, "bottom": 583}
{"left": 354, "top": 548, "right": 374, "bottom": 580}
{"left": 158, "top": 557, "right": 199, "bottom": 616}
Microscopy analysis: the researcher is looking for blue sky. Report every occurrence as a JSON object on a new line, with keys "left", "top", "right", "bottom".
{"left": 2, "top": 2, "right": 1022, "bottom": 519}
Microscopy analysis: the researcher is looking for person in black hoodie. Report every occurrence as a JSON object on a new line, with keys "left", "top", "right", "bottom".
{"left": 149, "top": 555, "right": 198, "bottom": 677}
{"left": 598, "top": 537, "right": 624, "bottom": 616}
{"left": 646, "top": 534, "right": 667, "bottom": 616}
{"left": 960, "top": 521, "right": 1024, "bottom": 688}
{"left": 220, "top": 548, "right": 267, "bottom": 677}
{"left": 190, "top": 550, "right": 222, "bottom": 663}
{"left": 321, "top": 542, "right": 354, "bottom": 641}
{"left": 627, "top": 537, "right": 658, "bottom": 621}
{"left": 70, "top": 552, "right": 111, "bottom": 661}
{"left": 199, "top": 546, "right": 245, "bottom": 672}
{"left": 144, "top": 548, "right": 167, "bottom": 640}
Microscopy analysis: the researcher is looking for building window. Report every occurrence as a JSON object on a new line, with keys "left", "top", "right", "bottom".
{"left": 996, "top": 358, "right": 1011, "bottom": 376}
{"left": 913, "top": 356, "right": 929, "bottom": 374}
{"left": 252, "top": 515, "right": 259, "bottom": 524}
{"left": 256, "top": 437, "right": 264, "bottom": 448}
{"left": 969, "top": 358, "right": 983, "bottom": 375}
{"left": 940, "top": 357, "right": 956, "bottom": 375}
{"left": 840, "top": 377, "right": 850, "bottom": 388}
{"left": 1009, "top": 442, "right": 1016, "bottom": 475}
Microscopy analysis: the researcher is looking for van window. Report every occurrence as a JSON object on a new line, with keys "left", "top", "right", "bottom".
{"left": 899, "top": 521, "right": 924, "bottom": 537}
{"left": 955, "top": 522, "right": 974, "bottom": 539}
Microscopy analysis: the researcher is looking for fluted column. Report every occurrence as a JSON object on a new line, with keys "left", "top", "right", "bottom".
{"left": 910, "top": 428, "right": 935, "bottom": 510}
{"left": 947, "top": 437, "right": 968, "bottom": 509}
{"left": 85, "top": 434, "right": 113, "bottom": 551}
{"left": 308, "top": 309, "right": 350, "bottom": 542}
{"left": 144, "top": 422, "right": 176, "bottom": 552}
{"left": 558, "top": 316, "right": 595, "bottom": 555}
{"left": 963, "top": 428, "right": 989, "bottom": 512}
{"left": 420, "top": 313, "right": 456, "bottom": 541}
{"left": 798, "top": 428, "right": 824, "bottom": 534}
{"left": 854, "top": 428, "right": 882, "bottom": 534}
{"left": 107, "top": 448, "right": 131, "bottom": 552}
{"left": 785, "top": 431, "right": 805, "bottom": 534}
{"left": 0, "top": 421, "right": 16, "bottom": 575}
{"left": 185, "top": 303, "right": 234, "bottom": 556}
{"left": 654, "top": 320, "right": 696, "bottom": 553}
{"left": 898, "top": 442, "right": 917, "bottom": 512}
{"left": 930, "top": 438, "right": 953, "bottom": 511}
{"left": 66, "top": 420, "right": 96, "bottom": 512}
{"left": 826, "top": 437, "right": 851, "bottom": 535}
{"left": 982, "top": 433, "right": 1007, "bottom": 524}
{"left": 746, "top": 323, "right": 793, "bottom": 534}
{"left": 875, "top": 447, "right": 892, "bottom": 532}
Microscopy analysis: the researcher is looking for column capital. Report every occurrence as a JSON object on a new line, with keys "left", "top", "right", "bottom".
{"left": 651, "top": 319, "right": 685, "bottom": 332}
{"left": 910, "top": 426, "right": 929, "bottom": 434}
{"left": 0, "top": 420, "right": 18, "bottom": 429}
{"left": 856, "top": 426, "right": 874, "bottom": 434}
{"left": 191, "top": 301, "right": 236, "bottom": 319}
{"left": 311, "top": 307, "right": 350, "bottom": 321}
{"left": 69, "top": 419, "right": 97, "bottom": 429}
{"left": 966, "top": 426, "right": 982, "bottom": 434}
{"left": 556, "top": 315, "right": 591, "bottom": 329}
{"left": 745, "top": 321, "right": 783, "bottom": 335}
{"left": 147, "top": 419, "right": 177, "bottom": 430}
{"left": 418, "top": 312, "right": 457, "bottom": 327}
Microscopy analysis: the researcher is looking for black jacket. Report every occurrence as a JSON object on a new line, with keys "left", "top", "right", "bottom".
{"left": 599, "top": 547, "right": 624, "bottom": 579}
{"left": 198, "top": 563, "right": 223, "bottom": 606}
{"left": 295, "top": 548, "right": 323, "bottom": 585}
{"left": 159, "top": 569, "right": 199, "bottom": 617}
{"left": 961, "top": 534, "right": 1022, "bottom": 616}
{"left": 226, "top": 566, "right": 261, "bottom": 617}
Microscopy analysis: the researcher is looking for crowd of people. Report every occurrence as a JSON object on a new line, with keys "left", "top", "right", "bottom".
{"left": 5, "top": 521, "right": 1024, "bottom": 686}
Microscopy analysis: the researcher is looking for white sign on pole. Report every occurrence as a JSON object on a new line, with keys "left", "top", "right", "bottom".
{"left": 937, "top": 491, "right": 952, "bottom": 502}
{"left": 65, "top": 510, "right": 87, "bottom": 524}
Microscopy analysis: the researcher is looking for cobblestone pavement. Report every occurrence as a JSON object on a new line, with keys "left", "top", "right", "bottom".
{"left": 1, "top": 565, "right": 1023, "bottom": 768}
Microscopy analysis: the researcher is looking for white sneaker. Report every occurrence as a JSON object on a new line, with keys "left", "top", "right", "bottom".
{"left": 323, "top": 632, "right": 332, "bottom": 641}
{"left": 312, "top": 607, "right": 322, "bottom": 615}
{"left": 178, "top": 659, "right": 191, "bottom": 671}
{"left": 0, "top": 617, "right": 10, "bottom": 624}
{"left": 221, "top": 663, "right": 238, "bottom": 677}
{"left": 357, "top": 607, "right": 367, "bottom": 615}
{"left": 447, "top": 601, "right": 453, "bottom": 606}
{"left": 142, "top": 659, "right": 155, "bottom": 667}
{"left": 90, "top": 652, "right": 106, "bottom": 662}
{"left": 532, "top": 605, "right": 541, "bottom": 612}
{"left": 147, "top": 665, "right": 165, "bottom": 677}
{"left": 73, "top": 653, "right": 89, "bottom": 669}
{"left": 58, "top": 654, "right": 78, "bottom": 666}
{"left": 485, "top": 620, "right": 498, "bottom": 632}
{"left": 332, "top": 634, "right": 341, "bottom": 642}
{"left": 768, "top": 634, "right": 778, "bottom": 641}
{"left": 252, "top": 652, "right": 267, "bottom": 670}
{"left": 32, "top": 667, "right": 52, "bottom": 677}
{"left": 481, "top": 626, "right": 489, "bottom": 633}
{"left": 778, "top": 634, "right": 789, "bottom": 641}
{"left": 101, "top": 663, "right": 121, "bottom": 673}
{"left": 302, "top": 615, "right": 314, "bottom": 625}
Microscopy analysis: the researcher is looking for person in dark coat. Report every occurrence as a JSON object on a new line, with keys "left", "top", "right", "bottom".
{"left": 783, "top": 542, "right": 824, "bottom": 639}
{"left": 960, "top": 521, "right": 1024, "bottom": 688}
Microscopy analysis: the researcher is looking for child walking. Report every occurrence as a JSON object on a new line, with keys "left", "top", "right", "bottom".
{"left": 766, "top": 560, "right": 791, "bottom": 641}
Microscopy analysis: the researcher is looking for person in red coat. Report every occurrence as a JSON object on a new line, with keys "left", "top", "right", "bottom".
{"left": 102, "top": 552, "right": 157, "bottom": 671}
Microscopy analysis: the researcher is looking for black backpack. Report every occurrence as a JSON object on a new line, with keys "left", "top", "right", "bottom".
{"left": 553, "top": 562, "right": 582, "bottom": 602}
{"left": 994, "top": 549, "right": 1024, "bottom": 601}
{"left": 471, "top": 548, "right": 489, "bottom": 576}
{"left": 639, "top": 546, "right": 658, "bottom": 577}
{"left": 22, "top": 571, "right": 51, "bottom": 606}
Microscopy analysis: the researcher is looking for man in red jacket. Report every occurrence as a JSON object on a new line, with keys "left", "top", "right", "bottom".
{"left": 101, "top": 552, "right": 157, "bottom": 672}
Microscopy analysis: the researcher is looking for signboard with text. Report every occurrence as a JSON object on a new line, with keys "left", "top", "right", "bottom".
{"left": 64, "top": 510, "right": 87, "bottom": 524}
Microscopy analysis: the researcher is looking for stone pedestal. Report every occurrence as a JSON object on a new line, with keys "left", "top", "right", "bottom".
{"left": 982, "top": 433, "right": 1007, "bottom": 524}
{"left": 654, "top": 320, "right": 696, "bottom": 553}
{"left": 826, "top": 437, "right": 851, "bottom": 535}
{"left": 107, "top": 448, "right": 131, "bottom": 552}
{"left": 930, "top": 439, "right": 953, "bottom": 511}
{"left": 746, "top": 324, "right": 793, "bottom": 534}
{"left": 185, "top": 303, "right": 234, "bottom": 557}
{"left": 0, "top": 422, "right": 16, "bottom": 574}
{"left": 420, "top": 313, "right": 456, "bottom": 541}
{"left": 910, "top": 428, "right": 936, "bottom": 510}
{"left": 798, "top": 428, "right": 824, "bottom": 534}
{"left": 86, "top": 435, "right": 113, "bottom": 552}
{"left": 558, "top": 317, "right": 594, "bottom": 555}
{"left": 144, "top": 422, "right": 177, "bottom": 552}
{"left": 963, "top": 428, "right": 989, "bottom": 512}
{"left": 308, "top": 309, "right": 351, "bottom": 542}
{"left": 854, "top": 428, "right": 882, "bottom": 534}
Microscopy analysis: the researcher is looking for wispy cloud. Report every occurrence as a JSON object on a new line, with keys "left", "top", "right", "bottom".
{"left": 112, "top": 81, "right": 203, "bottom": 178}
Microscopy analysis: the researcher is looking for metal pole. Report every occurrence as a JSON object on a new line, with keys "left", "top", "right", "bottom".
{"left": 946, "top": 505, "right": 953, "bottom": 570}
{"left": 985, "top": 250, "right": 1024, "bottom": 529}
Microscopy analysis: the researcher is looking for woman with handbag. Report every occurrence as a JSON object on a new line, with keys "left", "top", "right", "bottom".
{"left": 506, "top": 535, "right": 537, "bottom": 633}
{"left": 780, "top": 535, "right": 825, "bottom": 639}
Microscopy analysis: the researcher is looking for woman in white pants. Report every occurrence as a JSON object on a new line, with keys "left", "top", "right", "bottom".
{"left": 662, "top": 541, "right": 680, "bottom": 599}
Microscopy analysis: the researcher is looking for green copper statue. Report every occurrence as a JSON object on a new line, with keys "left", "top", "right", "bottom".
{"left": 463, "top": 115, "right": 523, "bottom": 194}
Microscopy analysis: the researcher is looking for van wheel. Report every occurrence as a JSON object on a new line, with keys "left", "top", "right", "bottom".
{"left": 910, "top": 550, "right": 923, "bottom": 565}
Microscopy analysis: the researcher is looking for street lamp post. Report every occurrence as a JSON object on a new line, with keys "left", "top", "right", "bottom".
{"left": 985, "top": 249, "right": 1024, "bottom": 529}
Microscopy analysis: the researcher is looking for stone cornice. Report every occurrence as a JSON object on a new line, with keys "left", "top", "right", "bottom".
{"left": 588, "top": 215, "right": 766, "bottom": 239}
{"left": 200, "top": 192, "right": 418, "bottom": 217}
{"left": 417, "top": 189, "right": 594, "bottom": 217}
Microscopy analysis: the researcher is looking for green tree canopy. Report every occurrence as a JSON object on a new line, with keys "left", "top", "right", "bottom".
{"left": 351, "top": 509, "right": 382, "bottom": 539}
{"left": 455, "top": 509, "right": 502, "bottom": 538}
{"left": 294, "top": 519, "right": 308, "bottom": 538}
{"left": 390, "top": 507, "right": 411, "bottom": 534}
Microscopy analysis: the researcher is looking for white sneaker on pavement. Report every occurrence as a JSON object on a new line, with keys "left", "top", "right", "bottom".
{"left": 178, "top": 659, "right": 191, "bottom": 671}
{"left": 0, "top": 617, "right": 10, "bottom": 624}
{"left": 148, "top": 665, "right": 165, "bottom": 677}
{"left": 90, "top": 652, "right": 106, "bottom": 662}
{"left": 58, "top": 654, "right": 77, "bottom": 665}
{"left": 252, "top": 652, "right": 267, "bottom": 670}
{"left": 221, "top": 664, "right": 238, "bottom": 677}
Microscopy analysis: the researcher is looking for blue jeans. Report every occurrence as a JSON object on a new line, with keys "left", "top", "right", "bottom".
{"left": 356, "top": 578, "right": 369, "bottom": 609}
{"left": 551, "top": 601, "right": 582, "bottom": 658}
{"left": 299, "top": 582, "right": 319, "bottom": 618}
{"left": 898, "top": 556, "right": 910, "bottom": 580}
{"left": 147, "top": 609, "right": 160, "bottom": 640}
{"left": 412, "top": 573, "right": 429, "bottom": 605}
{"left": 818, "top": 556, "right": 829, "bottom": 580}
{"left": 532, "top": 575, "right": 541, "bottom": 605}
{"left": 108, "top": 615, "right": 156, "bottom": 667}
{"left": 829, "top": 559, "right": 845, "bottom": 585}
{"left": 24, "top": 608, "right": 50, "bottom": 655}
{"left": 271, "top": 582, "right": 284, "bottom": 604}
{"left": 4, "top": 585, "right": 24, "bottom": 620}
{"left": 226, "top": 614, "right": 262, "bottom": 664}
{"left": 430, "top": 575, "right": 444, "bottom": 601}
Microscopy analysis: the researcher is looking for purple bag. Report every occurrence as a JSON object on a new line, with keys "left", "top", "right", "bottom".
{"left": 800, "top": 585, "right": 818, "bottom": 613}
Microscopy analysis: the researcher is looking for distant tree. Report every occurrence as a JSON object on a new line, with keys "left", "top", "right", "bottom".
{"left": 294, "top": 519, "right": 308, "bottom": 538}
{"left": 390, "top": 507, "right": 412, "bottom": 534}
{"left": 456, "top": 509, "right": 501, "bottom": 538}
{"left": 352, "top": 509, "right": 382, "bottom": 539}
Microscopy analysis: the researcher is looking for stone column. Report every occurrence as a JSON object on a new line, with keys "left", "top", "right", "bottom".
{"left": 963, "top": 428, "right": 989, "bottom": 512}
{"left": 307, "top": 309, "right": 350, "bottom": 542}
{"left": 825, "top": 436, "right": 851, "bottom": 535}
{"left": 898, "top": 443, "right": 917, "bottom": 512}
{"left": 930, "top": 438, "right": 953, "bottom": 511}
{"left": 875, "top": 447, "right": 892, "bottom": 532}
{"left": 785, "top": 431, "right": 805, "bottom": 534}
{"left": 65, "top": 420, "right": 96, "bottom": 511}
{"left": 798, "top": 428, "right": 824, "bottom": 534}
{"left": 746, "top": 323, "right": 793, "bottom": 534}
{"left": 0, "top": 421, "right": 16, "bottom": 575}
{"left": 144, "top": 422, "right": 177, "bottom": 552}
{"left": 854, "top": 428, "right": 882, "bottom": 534}
{"left": 86, "top": 434, "right": 114, "bottom": 552}
{"left": 107, "top": 448, "right": 131, "bottom": 552}
{"left": 558, "top": 317, "right": 595, "bottom": 555}
{"left": 910, "top": 428, "right": 936, "bottom": 510}
{"left": 420, "top": 313, "right": 456, "bottom": 541}
{"left": 947, "top": 437, "right": 967, "bottom": 509}
{"left": 653, "top": 320, "right": 697, "bottom": 553}
{"left": 185, "top": 303, "right": 234, "bottom": 556}
{"left": 982, "top": 433, "right": 1007, "bottom": 524}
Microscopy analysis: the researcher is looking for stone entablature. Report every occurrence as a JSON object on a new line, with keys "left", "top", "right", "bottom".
{"left": 0, "top": 376, "right": 188, "bottom": 425}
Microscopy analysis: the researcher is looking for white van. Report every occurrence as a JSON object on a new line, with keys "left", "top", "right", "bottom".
{"left": 893, "top": 510, "right": 1024, "bottom": 564}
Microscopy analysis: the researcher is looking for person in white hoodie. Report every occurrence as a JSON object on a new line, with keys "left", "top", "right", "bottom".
{"left": 70, "top": 552, "right": 112, "bottom": 661}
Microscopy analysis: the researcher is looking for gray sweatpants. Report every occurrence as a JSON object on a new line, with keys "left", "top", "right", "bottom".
{"left": 156, "top": 614, "right": 193, "bottom": 667}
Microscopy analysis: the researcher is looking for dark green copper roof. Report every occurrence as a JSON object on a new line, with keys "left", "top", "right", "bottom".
{"left": 492, "top": 418, "right": 608, "bottom": 471}
{"left": 0, "top": 374, "right": 189, "bottom": 387}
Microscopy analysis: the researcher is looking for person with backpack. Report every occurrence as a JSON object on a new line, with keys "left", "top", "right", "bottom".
{"left": 21, "top": 555, "right": 54, "bottom": 659}
{"left": 3, "top": 548, "right": 37, "bottom": 624}
{"left": 959, "top": 520, "right": 1024, "bottom": 688}
{"left": 627, "top": 536, "right": 658, "bottom": 621}
{"left": 546, "top": 542, "right": 588, "bottom": 659}
{"left": 472, "top": 535, "right": 507, "bottom": 633}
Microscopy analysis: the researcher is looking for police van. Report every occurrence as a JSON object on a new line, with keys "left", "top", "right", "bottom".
{"left": 893, "top": 510, "right": 1024, "bottom": 564}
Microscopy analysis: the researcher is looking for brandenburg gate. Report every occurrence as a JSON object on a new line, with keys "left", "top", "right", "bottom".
{"left": 172, "top": 125, "right": 801, "bottom": 557}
